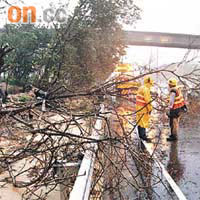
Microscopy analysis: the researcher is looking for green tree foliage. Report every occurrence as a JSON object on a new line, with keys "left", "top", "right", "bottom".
{"left": 0, "top": 0, "right": 141, "bottom": 91}
{"left": 40, "top": 0, "right": 141, "bottom": 90}
{"left": 0, "top": 24, "right": 54, "bottom": 87}
{"left": 0, "top": 44, "right": 13, "bottom": 73}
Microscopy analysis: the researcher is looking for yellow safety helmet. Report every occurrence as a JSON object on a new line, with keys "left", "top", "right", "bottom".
{"left": 144, "top": 76, "right": 154, "bottom": 85}
{"left": 168, "top": 78, "right": 177, "bottom": 87}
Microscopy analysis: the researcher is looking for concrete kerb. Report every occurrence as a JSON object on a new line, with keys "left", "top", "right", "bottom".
{"left": 135, "top": 127, "right": 187, "bottom": 200}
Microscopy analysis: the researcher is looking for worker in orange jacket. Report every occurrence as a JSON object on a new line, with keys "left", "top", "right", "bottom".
{"left": 136, "top": 76, "right": 154, "bottom": 141}
{"left": 166, "top": 78, "right": 187, "bottom": 141}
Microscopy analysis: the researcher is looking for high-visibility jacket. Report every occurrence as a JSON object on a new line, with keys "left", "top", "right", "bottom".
{"left": 136, "top": 85, "right": 152, "bottom": 114}
{"left": 170, "top": 87, "right": 185, "bottom": 110}
{"left": 136, "top": 84, "right": 152, "bottom": 128}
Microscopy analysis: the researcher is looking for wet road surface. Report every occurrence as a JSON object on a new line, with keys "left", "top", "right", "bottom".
{"left": 147, "top": 115, "right": 200, "bottom": 200}
{"left": 110, "top": 98, "right": 200, "bottom": 200}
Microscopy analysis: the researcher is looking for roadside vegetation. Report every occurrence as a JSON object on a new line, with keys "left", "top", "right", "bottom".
{"left": 0, "top": 0, "right": 200, "bottom": 200}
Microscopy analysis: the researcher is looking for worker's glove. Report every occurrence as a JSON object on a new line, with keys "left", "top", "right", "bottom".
{"left": 182, "top": 105, "right": 188, "bottom": 113}
{"left": 149, "top": 111, "right": 152, "bottom": 115}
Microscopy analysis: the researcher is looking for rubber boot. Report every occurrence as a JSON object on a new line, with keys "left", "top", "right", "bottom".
{"left": 167, "top": 134, "right": 177, "bottom": 141}
{"left": 138, "top": 126, "right": 151, "bottom": 142}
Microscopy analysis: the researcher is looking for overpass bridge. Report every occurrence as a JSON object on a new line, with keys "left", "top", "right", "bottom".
{"left": 124, "top": 30, "right": 200, "bottom": 49}
{"left": 1, "top": 28, "right": 200, "bottom": 49}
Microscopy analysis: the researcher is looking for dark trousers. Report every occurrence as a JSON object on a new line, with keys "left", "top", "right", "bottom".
{"left": 169, "top": 108, "right": 184, "bottom": 138}
{"left": 169, "top": 116, "right": 180, "bottom": 138}
{"left": 138, "top": 126, "right": 146, "bottom": 139}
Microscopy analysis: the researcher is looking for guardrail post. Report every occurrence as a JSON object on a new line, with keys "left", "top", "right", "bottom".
{"left": 53, "top": 162, "right": 80, "bottom": 200}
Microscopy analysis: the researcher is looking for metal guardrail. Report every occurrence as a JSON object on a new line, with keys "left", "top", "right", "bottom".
{"left": 69, "top": 105, "right": 104, "bottom": 200}
{"left": 69, "top": 99, "right": 187, "bottom": 199}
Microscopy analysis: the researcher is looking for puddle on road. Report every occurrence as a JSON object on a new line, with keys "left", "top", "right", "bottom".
{"left": 111, "top": 99, "right": 200, "bottom": 200}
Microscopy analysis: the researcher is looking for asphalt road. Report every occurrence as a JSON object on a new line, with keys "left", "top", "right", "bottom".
{"left": 144, "top": 112, "right": 200, "bottom": 200}
{"left": 111, "top": 97, "right": 200, "bottom": 199}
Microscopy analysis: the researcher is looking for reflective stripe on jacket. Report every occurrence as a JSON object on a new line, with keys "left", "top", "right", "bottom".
{"left": 170, "top": 88, "right": 185, "bottom": 110}
{"left": 136, "top": 85, "right": 152, "bottom": 113}
{"left": 136, "top": 94, "right": 146, "bottom": 107}
{"left": 136, "top": 84, "right": 152, "bottom": 128}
